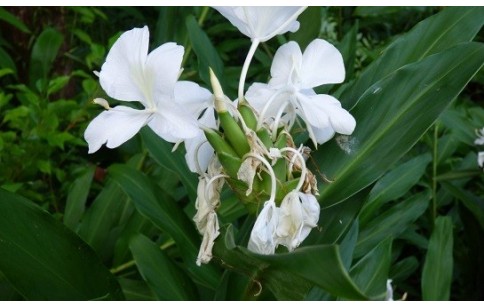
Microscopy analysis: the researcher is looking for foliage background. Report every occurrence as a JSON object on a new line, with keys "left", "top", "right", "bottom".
{"left": 0, "top": 7, "right": 482, "bottom": 300}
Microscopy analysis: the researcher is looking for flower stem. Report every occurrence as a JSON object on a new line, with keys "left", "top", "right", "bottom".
{"left": 238, "top": 39, "right": 260, "bottom": 104}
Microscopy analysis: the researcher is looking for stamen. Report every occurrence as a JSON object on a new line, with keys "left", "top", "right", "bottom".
{"left": 256, "top": 88, "right": 287, "bottom": 130}
{"left": 270, "top": 99, "right": 292, "bottom": 141}
{"left": 204, "top": 174, "right": 228, "bottom": 206}
{"left": 242, "top": 153, "right": 277, "bottom": 203}
{"left": 193, "top": 140, "right": 210, "bottom": 175}
{"left": 279, "top": 147, "right": 307, "bottom": 192}
{"left": 93, "top": 98, "right": 111, "bottom": 110}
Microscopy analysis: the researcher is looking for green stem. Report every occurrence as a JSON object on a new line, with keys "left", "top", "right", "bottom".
{"left": 109, "top": 239, "right": 175, "bottom": 274}
{"left": 181, "top": 6, "right": 210, "bottom": 67}
{"left": 431, "top": 123, "right": 439, "bottom": 224}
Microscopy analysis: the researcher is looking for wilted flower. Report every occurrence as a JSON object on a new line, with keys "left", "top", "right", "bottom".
{"left": 248, "top": 200, "right": 279, "bottom": 255}
{"left": 193, "top": 160, "right": 225, "bottom": 266}
{"left": 84, "top": 26, "right": 199, "bottom": 153}
{"left": 276, "top": 191, "right": 320, "bottom": 251}
{"left": 246, "top": 39, "right": 356, "bottom": 145}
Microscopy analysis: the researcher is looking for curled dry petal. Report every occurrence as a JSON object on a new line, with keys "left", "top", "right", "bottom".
{"left": 196, "top": 211, "right": 220, "bottom": 266}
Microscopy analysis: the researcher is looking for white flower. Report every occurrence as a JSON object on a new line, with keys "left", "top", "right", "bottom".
{"left": 213, "top": 7, "right": 305, "bottom": 42}
{"left": 475, "top": 127, "right": 484, "bottom": 145}
{"left": 84, "top": 26, "right": 199, "bottom": 154}
{"left": 478, "top": 152, "right": 484, "bottom": 169}
{"left": 248, "top": 201, "right": 279, "bottom": 255}
{"left": 245, "top": 39, "right": 356, "bottom": 146}
{"left": 275, "top": 191, "right": 320, "bottom": 251}
{"left": 385, "top": 279, "right": 394, "bottom": 301}
{"left": 174, "top": 81, "right": 217, "bottom": 174}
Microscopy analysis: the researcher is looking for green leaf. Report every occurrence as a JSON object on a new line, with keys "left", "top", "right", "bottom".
{"left": 355, "top": 191, "right": 430, "bottom": 258}
{"left": 422, "top": 216, "right": 454, "bottom": 300}
{"left": 213, "top": 225, "right": 368, "bottom": 300}
{"left": 289, "top": 7, "right": 322, "bottom": 50}
{"left": 359, "top": 153, "right": 431, "bottom": 224}
{"left": 338, "top": 7, "right": 484, "bottom": 109}
{"left": 29, "top": 27, "right": 63, "bottom": 87}
{"left": 316, "top": 42, "right": 484, "bottom": 207}
{"left": 441, "top": 182, "right": 484, "bottom": 229}
{"left": 64, "top": 165, "right": 95, "bottom": 230}
{"left": 0, "top": 47, "right": 17, "bottom": 78}
{"left": 350, "top": 238, "right": 393, "bottom": 299}
{"left": 0, "top": 189, "right": 123, "bottom": 300}
{"left": 390, "top": 256, "right": 419, "bottom": 282}
{"left": 118, "top": 278, "right": 155, "bottom": 301}
{"left": 108, "top": 164, "right": 220, "bottom": 288}
{"left": 141, "top": 128, "right": 197, "bottom": 202}
{"left": 0, "top": 7, "right": 30, "bottom": 33}
{"left": 47, "top": 75, "right": 70, "bottom": 96}
{"left": 186, "top": 14, "right": 225, "bottom": 87}
{"left": 130, "top": 234, "right": 197, "bottom": 300}
{"left": 78, "top": 179, "right": 130, "bottom": 258}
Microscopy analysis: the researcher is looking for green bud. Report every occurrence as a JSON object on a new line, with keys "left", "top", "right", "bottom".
{"left": 204, "top": 128, "right": 238, "bottom": 158}
{"left": 219, "top": 111, "right": 250, "bottom": 157}
{"left": 238, "top": 102, "right": 258, "bottom": 131}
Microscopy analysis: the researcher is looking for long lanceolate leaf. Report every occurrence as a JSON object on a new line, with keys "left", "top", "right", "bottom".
{"left": 421, "top": 216, "right": 454, "bottom": 300}
{"left": 108, "top": 164, "right": 221, "bottom": 288}
{"left": 337, "top": 7, "right": 484, "bottom": 109}
{"left": 0, "top": 189, "right": 123, "bottom": 300}
{"left": 213, "top": 225, "right": 368, "bottom": 300}
{"left": 315, "top": 42, "right": 484, "bottom": 208}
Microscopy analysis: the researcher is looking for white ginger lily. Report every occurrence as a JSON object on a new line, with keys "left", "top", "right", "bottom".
{"left": 246, "top": 39, "right": 356, "bottom": 146}
{"left": 276, "top": 191, "right": 320, "bottom": 251}
{"left": 173, "top": 81, "right": 217, "bottom": 174}
{"left": 248, "top": 200, "right": 280, "bottom": 255}
{"left": 84, "top": 26, "right": 199, "bottom": 153}
{"left": 213, "top": 6, "right": 306, "bottom": 103}
{"left": 212, "top": 7, "right": 305, "bottom": 43}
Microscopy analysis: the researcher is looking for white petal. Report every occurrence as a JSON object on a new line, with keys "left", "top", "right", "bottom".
{"left": 298, "top": 192, "right": 320, "bottom": 241}
{"left": 185, "top": 134, "right": 214, "bottom": 174}
{"left": 84, "top": 106, "right": 151, "bottom": 153}
{"left": 297, "top": 93, "right": 355, "bottom": 138}
{"left": 175, "top": 81, "right": 213, "bottom": 117}
{"left": 314, "top": 95, "right": 356, "bottom": 135}
{"left": 213, "top": 7, "right": 304, "bottom": 42}
{"left": 300, "top": 39, "right": 345, "bottom": 89}
{"left": 276, "top": 191, "right": 304, "bottom": 251}
{"left": 99, "top": 27, "right": 150, "bottom": 105}
{"left": 248, "top": 201, "right": 279, "bottom": 255}
{"left": 478, "top": 152, "right": 484, "bottom": 168}
{"left": 311, "top": 125, "right": 336, "bottom": 145}
{"left": 270, "top": 41, "right": 302, "bottom": 88}
{"left": 146, "top": 43, "right": 184, "bottom": 105}
{"left": 213, "top": 7, "right": 252, "bottom": 38}
{"left": 245, "top": 82, "right": 280, "bottom": 117}
{"left": 147, "top": 107, "right": 199, "bottom": 143}
{"left": 295, "top": 93, "right": 331, "bottom": 132}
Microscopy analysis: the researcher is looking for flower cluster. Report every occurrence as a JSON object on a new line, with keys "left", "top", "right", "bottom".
{"left": 84, "top": 7, "right": 356, "bottom": 265}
